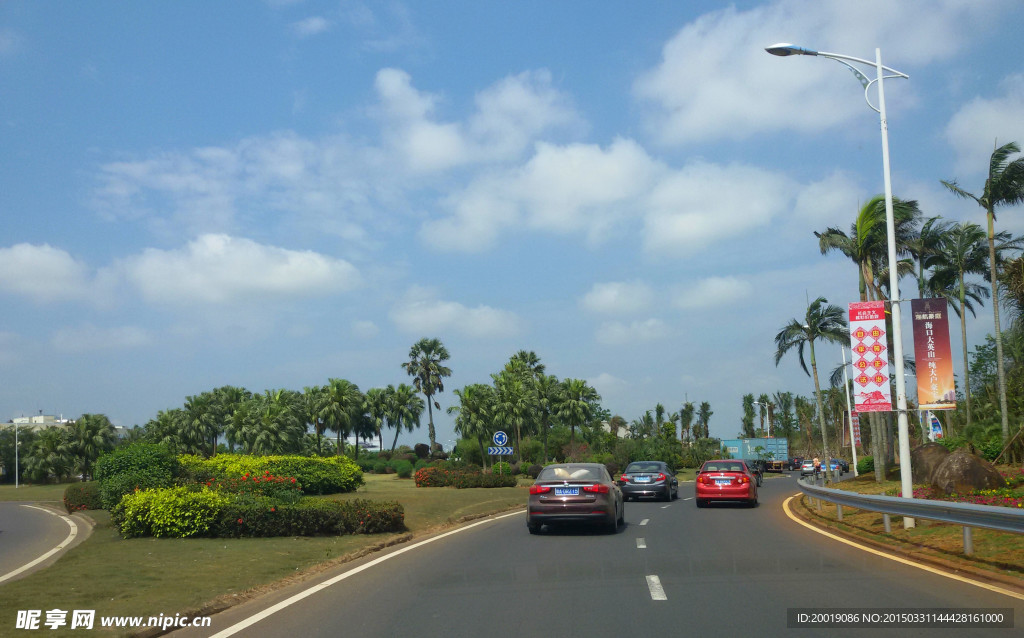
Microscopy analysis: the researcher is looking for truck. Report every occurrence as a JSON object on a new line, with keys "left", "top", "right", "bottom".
{"left": 722, "top": 438, "right": 790, "bottom": 472}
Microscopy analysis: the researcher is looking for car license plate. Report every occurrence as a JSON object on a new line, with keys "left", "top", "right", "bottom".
{"left": 714, "top": 479, "right": 731, "bottom": 485}
{"left": 635, "top": 476, "right": 651, "bottom": 483}
{"left": 555, "top": 487, "right": 579, "bottom": 496}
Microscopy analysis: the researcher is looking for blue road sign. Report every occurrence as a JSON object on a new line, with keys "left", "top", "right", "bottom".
{"left": 492, "top": 431, "right": 508, "bottom": 446}
{"left": 487, "top": 446, "right": 514, "bottom": 456}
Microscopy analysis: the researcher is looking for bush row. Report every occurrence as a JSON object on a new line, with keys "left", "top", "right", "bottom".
{"left": 110, "top": 486, "right": 404, "bottom": 538}
{"left": 178, "top": 454, "right": 363, "bottom": 495}
{"left": 414, "top": 466, "right": 518, "bottom": 488}
{"left": 95, "top": 443, "right": 179, "bottom": 509}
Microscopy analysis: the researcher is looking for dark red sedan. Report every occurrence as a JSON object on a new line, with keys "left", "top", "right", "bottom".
{"left": 695, "top": 459, "right": 758, "bottom": 508}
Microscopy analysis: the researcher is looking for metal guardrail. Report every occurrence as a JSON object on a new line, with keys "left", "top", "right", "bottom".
{"left": 796, "top": 476, "right": 1024, "bottom": 555}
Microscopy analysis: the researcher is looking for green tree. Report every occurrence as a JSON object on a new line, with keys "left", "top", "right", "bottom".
{"left": 24, "top": 426, "right": 74, "bottom": 483}
{"left": 942, "top": 141, "right": 1024, "bottom": 443}
{"left": 774, "top": 297, "right": 849, "bottom": 483}
{"left": 322, "top": 378, "right": 364, "bottom": 457}
{"left": 386, "top": 383, "right": 424, "bottom": 453}
{"left": 557, "top": 378, "right": 600, "bottom": 447}
{"left": 449, "top": 384, "right": 496, "bottom": 469}
{"left": 63, "top": 414, "right": 117, "bottom": 481}
{"left": 364, "top": 387, "right": 389, "bottom": 453}
{"left": 493, "top": 361, "right": 534, "bottom": 464}
{"left": 302, "top": 385, "right": 330, "bottom": 455}
{"left": 679, "top": 402, "right": 695, "bottom": 443}
{"left": 740, "top": 394, "right": 756, "bottom": 438}
{"left": 180, "top": 394, "right": 218, "bottom": 456}
{"left": 696, "top": 402, "right": 713, "bottom": 439}
{"left": 402, "top": 337, "right": 452, "bottom": 452}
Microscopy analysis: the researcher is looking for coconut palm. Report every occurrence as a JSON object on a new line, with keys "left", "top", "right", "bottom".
{"left": 302, "top": 385, "right": 330, "bottom": 454}
{"left": 679, "top": 402, "right": 695, "bottom": 444}
{"left": 386, "top": 383, "right": 424, "bottom": 453}
{"left": 696, "top": 402, "right": 713, "bottom": 439}
{"left": 63, "top": 414, "right": 117, "bottom": 480}
{"left": 534, "top": 373, "right": 561, "bottom": 462}
{"left": 493, "top": 362, "right": 534, "bottom": 464}
{"left": 942, "top": 141, "right": 1024, "bottom": 442}
{"left": 364, "top": 387, "right": 388, "bottom": 452}
{"left": 449, "top": 384, "right": 496, "bottom": 468}
{"left": 322, "top": 378, "right": 364, "bottom": 457}
{"left": 557, "top": 378, "right": 600, "bottom": 447}
{"left": 907, "top": 216, "right": 954, "bottom": 297}
{"left": 179, "top": 394, "right": 218, "bottom": 456}
{"left": 24, "top": 426, "right": 74, "bottom": 483}
{"left": 402, "top": 338, "right": 452, "bottom": 452}
{"left": 774, "top": 297, "right": 848, "bottom": 483}
{"left": 740, "top": 394, "right": 756, "bottom": 438}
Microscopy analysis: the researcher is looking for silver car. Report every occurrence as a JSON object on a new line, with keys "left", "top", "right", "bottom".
{"left": 527, "top": 463, "right": 624, "bottom": 534}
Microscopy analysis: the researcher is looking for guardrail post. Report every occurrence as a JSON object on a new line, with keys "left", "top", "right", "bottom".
{"left": 836, "top": 504, "right": 843, "bottom": 521}
{"left": 883, "top": 513, "right": 891, "bottom": 533}
{"left": 963, "top": 526, "right": 974, "bottom": 556}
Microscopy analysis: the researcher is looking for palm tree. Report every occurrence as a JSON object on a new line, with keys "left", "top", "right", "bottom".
{"left": 449, "top": 384, "right": 496, "bottom": 468}
{"left": 493, "top": 362, "right": 534, "bottom": 464}
{"left": 534, "top": 373, "right": 561, "bottom": 462}
{"left": 679, "top": 402, "right": 695, "bottom": 444}
{"left": 364, "top": 387, "right": 388, "bottom": 452}
{"left": 63, "top": 414, "right": 117, "bottom": 481}
{"left": 302, "top": 385, "right": 330, "bottom": 455}
{"left": 942, "top": 141, "right": 1024, "bottom": 442}
{"left": 402, "top": 338, "right": 452, "bottom": 452}
{"left": 212, "top": 386, "right": 250, "bottom": 453}
{"left": 774, "top": 297, "right": 848, "bottom": 483}
{"left": 557, "top": 378, "right": 600, "bottom": 447}
{"left": 696, "top": 402, "right": 713, "bottom": 439}
{"left": 772, "top": 391, "right": 796, "bottom": 440}
{"left": 928, "top": 222, "right": 994, "bottom": 426}
{"left": 322, "top": 378, "right": 363, "bottom": 457}
{"left": 386, "top": 383, "right": 424, "bottom": 453}
{"left": 756, "top": 393, "right": 772, "bottom": 437}
{"left": 908, "top": 216, "right": 954, "bottom": 297}
{"left": 24, "top": 426, "right": 74, "bottom": 483}
{"left": 740, "top": 394, "right": 756, "bottom": 438}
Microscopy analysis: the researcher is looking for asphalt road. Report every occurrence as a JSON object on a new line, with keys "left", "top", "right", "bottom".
{"left": 173, "top": 474, "right": 1023, "bottom": 638}
{"left": 0, "top": 502, "right": 76, "bottom": 582}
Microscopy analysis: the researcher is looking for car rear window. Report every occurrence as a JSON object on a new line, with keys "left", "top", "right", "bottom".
{"left": 537, "top": 466, "right": 603, "bottom": 481}
{"left": 625, "top": 463, "right": 661, "bottom": 473}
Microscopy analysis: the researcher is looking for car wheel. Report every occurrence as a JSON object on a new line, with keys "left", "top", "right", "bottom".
{"left": 672, "top": 485, "right": 679, "bottom": 500}
{"left": 696, "top": 498, "right": 706, "bottom": 508}
{"left": 528, "top": 521, "right": 541, "bottom": 534}
{"left": 617, "top": 500, "right": 625, "bottom": 525}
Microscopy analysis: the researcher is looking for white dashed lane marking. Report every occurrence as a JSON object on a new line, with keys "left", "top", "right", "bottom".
{"left": 646, "top": 575, "right": 667, "bottom": 600}
{"left": 639, "top": 519, "right": 650, "bottom": 526}
{"left": 636, "top": 538, "right": 646, "bottom": 549}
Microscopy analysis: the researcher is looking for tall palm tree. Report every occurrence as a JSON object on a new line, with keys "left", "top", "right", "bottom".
{"left": 756, "top": 393, "right": 772, "bottom": 437}
{"left": 772, "top": 391, "right": 796, "bottom": 440}
{"left": 679, "top": 402, "right": 695, "bottom": 444}
{"left": 25, "top": 426, "right": 74, "bottom": 483}
{"left": 534, "top": 373, "right": 561, "bottom": 462}
{"left": 63, "top": 414, "right": 117, "bottom": 481}
{"left": 942, "top": 141, "right": 1024, "bottom": 442}
{"left": 774, "top": 297, "right": 848, "bottom": 483}
{"left": 557, "top": 378, "right": 600, "bottom": 447}
{"left": 696, "top": 402, "right": 713, "bottom": 439}
{"left": 302, "top": 385, "right": 330, "bottom": 455}
{"left": 322, "top": 378, "right": 363, "bottom": 457}
{"left": 928, "top": 222, "right": 994, "bottom": 426}
{"left": 364, "top": 387, "right": 388, "bottom": 452}
{"left": 180, "top": 394, "right": 218, "bottom": 456}
{"left": 402, "top": 338, "right": 452, "bottom": 452}
{"left": 449, "top": 384, "right": 496, "bottom": 468}
{"left": 740, "top": 394, "right": 756, "bottom": 438}
{"left": 386, "top": 383, "right": 424, "bottom": 453}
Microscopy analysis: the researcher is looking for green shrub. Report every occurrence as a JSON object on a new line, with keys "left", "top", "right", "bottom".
{"left": 527, "top": 464, "right": 542, "bottom": 479}
{"left": 373, "top": 460, "right": 388, "bottom": 474}
{"left": 453, "top": 471, "right": 518, "bottom": 488}
{"left": 63, "top": 481, "right": 103, "bottom": 513}
{"left": 212, "top": 497, "right": 404, "bottom": 537}
{"left": 95, "top": 443, "right": 179, "bottom": 509}
{"left": 112, "top": 486, "right": 227, "bottom": 538}
{"left": 491, "top": 461, "right": 512, "bottom": 476}
{"left": 414, "top": 459, "right": 432, "bottom": 471}
{"left": 414, "top": 466, "right": 452, "bottom": 487}
{"left": 857, "top": 456, "right": 874, "bottom": 475}
{"left": 393, "top": 460, "right": 414, "bottom": 479}
{"left": 178, "top": 454, "right": 363, "bottom": 494}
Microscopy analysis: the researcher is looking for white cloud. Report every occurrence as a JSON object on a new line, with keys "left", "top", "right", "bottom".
{"left": 0, "top": 243, "right": 91, "bottom": 303}
{"left": 595, "top": 318, "right": 668, "bottom": 346}
{"left": 945, "top": 74, "right": 1024, "bottom": 176}
{"left": 291, "top": 16, "right": 331, "bottom": 37}
{"left": 373, "top": 68, "right": 582, "bottom": 173}
{"left": 51, "top": 324, "right": 152, "bottom": 353}
{"left": 581, "top": 281, "right": 655, "bottom": 315}
{"left": 643, "top": 161, "right": 795, "bottom": 254}
{"left": 790, "top": 171, "right": 864, "bottom": 226}
{"left": 673, "top": 276, "right": 754, "bottom": 310}
{"left": 422, "top": 138, "right": 661, "bottom": 251}
{"left": 633, "top": 0, "right": 1003, "bottom": 145}
{"left": 389, "top": 287, "right": 521, "bottom": 339}
{"left": 120, "top": 234, "right": 361, "bottom": 306}
{"left": 352, "top": 320, "right": 379, "bottom": 339}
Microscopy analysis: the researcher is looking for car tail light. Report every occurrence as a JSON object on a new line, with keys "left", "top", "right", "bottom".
{"left": 655, "top": 472, "right": 667, "bottom": 482}
{"left": 737, "top": 476, "right": 749, "bottom": 484}
{"left": 697, "top": 474, "right": 712, "bottom": 485}
{"left": 619, "top": 475, "right": 629, "bottom": 483}
{"left": 582, "top": 484, "right": 610, "bottom": 494}
{"left": 529, "top": 485, "right": 551, "bottom": 495}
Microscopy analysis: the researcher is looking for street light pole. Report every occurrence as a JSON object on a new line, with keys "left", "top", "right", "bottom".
{"left": 753, "top": 401, "right": 772, "bottom": 437}
{"left": 766, "top": 43, "right": 914, "bottom": 527}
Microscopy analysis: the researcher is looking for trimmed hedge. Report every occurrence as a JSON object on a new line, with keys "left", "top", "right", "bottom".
{"left": 178, "top": 454, "right": 363, "bottom": 495}
{"left": 95, "top": 443, "right": 179, "bottom": 509}
{"left": 63, "top": 481, "right": 103, "bottom": 513}
{"left": 111, "top": 486, "right": 404, "bottom": 538}
{"left": 414, "top": 466, "right": 518, "bottom": 488}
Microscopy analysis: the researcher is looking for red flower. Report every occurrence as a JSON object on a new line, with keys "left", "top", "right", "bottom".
{"left": 237, "top": 518, "right": 244, "bottom": 524}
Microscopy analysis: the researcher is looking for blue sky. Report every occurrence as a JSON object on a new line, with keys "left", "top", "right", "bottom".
{"left": 2, "top": 1, "right": 1024, "bottom": 447}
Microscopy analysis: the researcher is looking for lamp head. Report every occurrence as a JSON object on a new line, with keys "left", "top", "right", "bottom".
{"left": 765, "top": 43, "right": 817, "bottom": 57}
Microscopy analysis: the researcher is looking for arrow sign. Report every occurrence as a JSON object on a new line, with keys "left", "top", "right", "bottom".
{"left": 487, "top": 446, "right": 514, "bottom": 456}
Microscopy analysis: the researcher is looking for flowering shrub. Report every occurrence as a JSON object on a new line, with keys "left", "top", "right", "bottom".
{"left": 891, "top": 484, "right": 1024, "bottom": 508}
{"left": 205, "top": 471, "right": 302, "bottom": 503}
{"left": 63, "top": 481, "right": 103, "bottom": 513}
{"left": 414, "top": 466, "right": 517, "bottom": 488}
{"left": 178, "top": 454, "right": 363, "bottom": 494}
{"left": 415, "top": 466, "right": 454, "bottom": 487}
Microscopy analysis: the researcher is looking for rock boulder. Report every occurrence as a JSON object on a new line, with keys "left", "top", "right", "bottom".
{"left": 930, "top": 448, "right": 1006, "bottom": 495}
{"left": 910, "top": 442, "right": 950, "bottom": 484}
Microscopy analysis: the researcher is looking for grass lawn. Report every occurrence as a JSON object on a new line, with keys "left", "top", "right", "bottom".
{"left": 793, "top": 466, "right": 1024, "bottom": 584}
{"left": 0, "top": 474, "right": 528, "bottom": 637}
{"left": 0, "top": 482, "right": 69, "bottom": 503}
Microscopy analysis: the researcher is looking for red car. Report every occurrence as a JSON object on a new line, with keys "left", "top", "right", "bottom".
{"left": 695, "top": 459, "right": 758, "bottom": 508}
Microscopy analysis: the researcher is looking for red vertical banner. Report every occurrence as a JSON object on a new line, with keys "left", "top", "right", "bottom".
{"left": 849, "top": 301, "right": 892, "bottom": 412}
{"left": 851, "top": 412, "right": 862, "bottom": 446}
{"left": 911, "top": 298, "right": 956, "bottom": 410}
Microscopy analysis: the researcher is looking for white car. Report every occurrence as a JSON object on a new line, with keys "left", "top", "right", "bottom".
{"left": 800, "top": 460, "right": 817, "bottom": 476}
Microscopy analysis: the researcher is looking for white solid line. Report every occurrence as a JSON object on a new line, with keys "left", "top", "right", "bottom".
{"left": 646, "top": 575, "right": 667, "bottom": 600}
{"left": 660, "top": 504, "right": 671, "bottom": 509}
{"left": 639, "top": 518, "right": 649, "bottom": 526}
{"left": 636, "top": 538, "right": 646, "bottom": 549}
{"left": 209, "top": 510, "right": 523, "bottom": 638}
{"left": 682, "top": 497, "right": 693, "bottom": 501}
{"left": 0, "top": 505, "right": 78, "bottom": 584}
